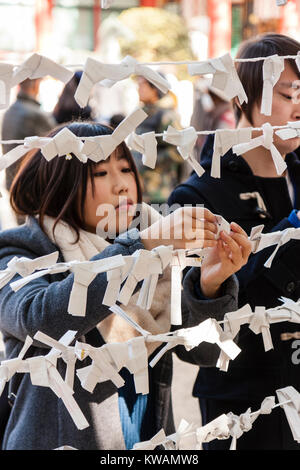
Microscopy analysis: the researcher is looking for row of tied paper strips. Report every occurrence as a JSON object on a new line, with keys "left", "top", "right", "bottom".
{"left": 1, "top": 216, "right": 300, "bottom": 326}
{"left": 1, "top": 106, "right": 300, "bottom": 195}
{"left": 1, "top": 299, "right": 300, "bottom": 448}
{"left": 0, "top": 50, "right": 299, "bottom": 114}
{"left": 1, "top": 215, "right": 300, "bottom": 432}
{"left": 54, "top": 386, "right": 300, "bottom": 450}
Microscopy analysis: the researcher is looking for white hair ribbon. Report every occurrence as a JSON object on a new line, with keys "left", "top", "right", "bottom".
{"left": 232, "top": 122, "right": 287, "bottom": 176}
{"left": 162, "top": 126, "right": 205, "bottom": 178}
{"left": 74, "top": 55, "right": 170, "bottom": 108}
{"left": 261, "top": 55, "right": 285, "bottom": 116}
{"left": 188, "top": 53, "right": 248, "bottom": 105}
{"left": 127, "top": 131, "right": 158, "bottom": 169}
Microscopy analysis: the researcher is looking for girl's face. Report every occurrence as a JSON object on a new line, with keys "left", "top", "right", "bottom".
{"left": 83, "top": 147, "right": 138, "bottom": 235}
{"left": 250, "top": 62, "right": 300, "bottom": 155}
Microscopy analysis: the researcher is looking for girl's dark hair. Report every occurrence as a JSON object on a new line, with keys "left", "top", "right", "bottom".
{"left": 234, "top": 33, "right": 300, "bottom": 124}
{"left": 10, "top": 121, "right": 143, "bottom": 241}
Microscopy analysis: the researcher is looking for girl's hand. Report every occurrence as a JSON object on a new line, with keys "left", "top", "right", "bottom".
{"left": 140, "top": 207, "right": 218, "bottom": 251}
{"left": 200, "top": 222, "right": 252, "bottom": 299}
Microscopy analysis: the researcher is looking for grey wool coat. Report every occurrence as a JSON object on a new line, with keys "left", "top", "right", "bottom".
{"left": 0, "top": 217, "right": 239, "bottom": 450}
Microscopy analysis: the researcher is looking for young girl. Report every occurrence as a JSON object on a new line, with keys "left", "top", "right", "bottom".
{"left": 0, "top": 121, "right": 250, "bottom": 450}
{"left": 169, "top": 33, "right": 300, "bottom": 450}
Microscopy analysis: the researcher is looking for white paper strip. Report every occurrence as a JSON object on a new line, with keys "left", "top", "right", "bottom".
{"left": 232, "top": 122, "right": 287, "bottom": 176}
{"left": 12, "top": 53, "right": 73, "bottom": 88}
{"left": 276, "top": 386, "right": 300, "bottom": 443}
{"left": 81, "top": 108, "right": 147, "bottom": 162}
{"left": 75, "top": 56, "right": 170, "bottom": 108}
{"left": 127, "top": 131, "right": 158, "bottom": 169}
{"left": 261, "top": 55, "right": 285, "bottom": 116}
{"left": 188, "top": 53, "right": 248, "bottom": 105}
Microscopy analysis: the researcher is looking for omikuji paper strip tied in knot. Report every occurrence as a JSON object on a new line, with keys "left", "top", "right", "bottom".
{"left": 0, "top": 330, "right": 89, "bottom": 430}
{"left": 162, "top": 126, "right": 205, "bottom": 178}
{"left": 11, "top": 53, "right": 73, "bottom": 88}
{"left": 211, "top": 128, "right": 252, "bottom": 178}
{"left": 81, "top": 108, "right": 147, "bottom": 162}
{"left": 232, "top": 122, "right": 287, "bottom": 176}
{"left": 188, "top": 53, "right": 248, "bottom": 105}
{"left": 296, "top": 52, "right": 300, "bottom": 73}
{"left": 74, "top": 55, "right": 171, "bottom": 108}
{"left": 249, "top": 224, "right": 300, "bottom": 268}
{"left": 227, "top": 395, "right": 276, "bottom": 450}
{"left": 0, "top": 63, "right": 14, "bottom": 109}
{"left": 276, "top": 121, "right": 300, "bottom": 140}
{"left": 170, "top": 251, "right": 203, "bottom": 326}
{"left": 217, "top": 304, "right": 253, "bottom": 371}
{"left": 261, "top": 55, "right": 285, "bottom": 116}
{"left": 276, "top": 386, "right": 300, "bottom": 443}
{"left": 0, "top": 251, "right": 59, "bottom": 290}
{"left": 127, "top": 131, "right": 158, "bottom": 169}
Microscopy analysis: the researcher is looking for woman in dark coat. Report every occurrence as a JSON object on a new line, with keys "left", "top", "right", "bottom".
{"left": 168, "top": 33, "right": 300, "bottom": 450}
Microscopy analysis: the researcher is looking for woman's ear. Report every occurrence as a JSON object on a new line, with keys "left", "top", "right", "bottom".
{"left": 233, "top": 96, "right": 242, "bottom": 110}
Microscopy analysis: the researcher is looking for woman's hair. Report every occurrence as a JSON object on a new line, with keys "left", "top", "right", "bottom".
{"left": 10, "top": 121, "right": 143, "bottom": 241}
{"left": 234, "top": 33, "right": 300, "bottom": 124}
{"left": 53, "top": 71, "right": 93, "bottom": 124}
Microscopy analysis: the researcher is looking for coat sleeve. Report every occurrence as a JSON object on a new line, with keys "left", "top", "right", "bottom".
{"left": 0, "top": 229, "right": 144, "bottom": 347}
{"left": 175, "top": 267, "right": 239, "bottom": 367}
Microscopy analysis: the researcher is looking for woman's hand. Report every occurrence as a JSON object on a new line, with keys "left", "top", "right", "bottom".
{"left": 140, "top": 207, "right": 218, "bottom": 251}
{"left": 200, "top": 222, "right": 252, "bottom": 299}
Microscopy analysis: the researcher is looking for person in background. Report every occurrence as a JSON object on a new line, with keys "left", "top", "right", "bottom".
{"left": 190, "top": 80, "right": 235, "bottom": 162}
{"left": 53, "top": 71, "right": 93, "bottom": 125}
{"left": 168, "top": 33, "right": 300, "bottom": 450}
{"left": 133, "top": 76, "right": 183, "bottom": 205}
{"left": 2, "top": 78, "right": 56, "bottom": 193}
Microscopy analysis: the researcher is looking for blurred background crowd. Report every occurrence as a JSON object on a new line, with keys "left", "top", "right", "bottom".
{"left": 0, "top": 0, "right": 300, "bottom": 229}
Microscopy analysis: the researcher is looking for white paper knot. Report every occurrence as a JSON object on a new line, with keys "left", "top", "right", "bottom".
{"left": 12, "top": 53, "right": 73, "bottom": 88}
{"left": 162, "top": 126, "right": 205, "bottom": 177}
{"left": 74, "top": 55, "right": 170, "bottom": 108}
{"left": 261, "top": 55, "right": 285, "bottom": 116}
{"left": 41, "top": 127, "right": 87, "bottom": 163}
{"left": 211, "top": 128, "right": 252, "bottom": 178}
{"left": 0, "top": 252, "right": 59, "bottom": 290}
{"left": 276, "top": 121, "right": 300, "bottom": 141}
{"left": 276, "top": 386, "right": 300, "bottom": 443}
{"left": 249, "top": 306, "right": 273, "bottom": 351}
{"left": 133, "top": 429, "right": 166, "bottom": 450}
{"left": 188, "top": 53, "right": 248, "bottom": 105}
{"left": 232, "top": 122, "right": 287, "bottom": 176}
{"left": 127, "top": 131, "right": 158, "bottom": 169}
{"left": 81, "top": 108, "right": 147, "bottom": 162}
{"left": 0, "top": 63, "right": 14, "bottom": 109}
